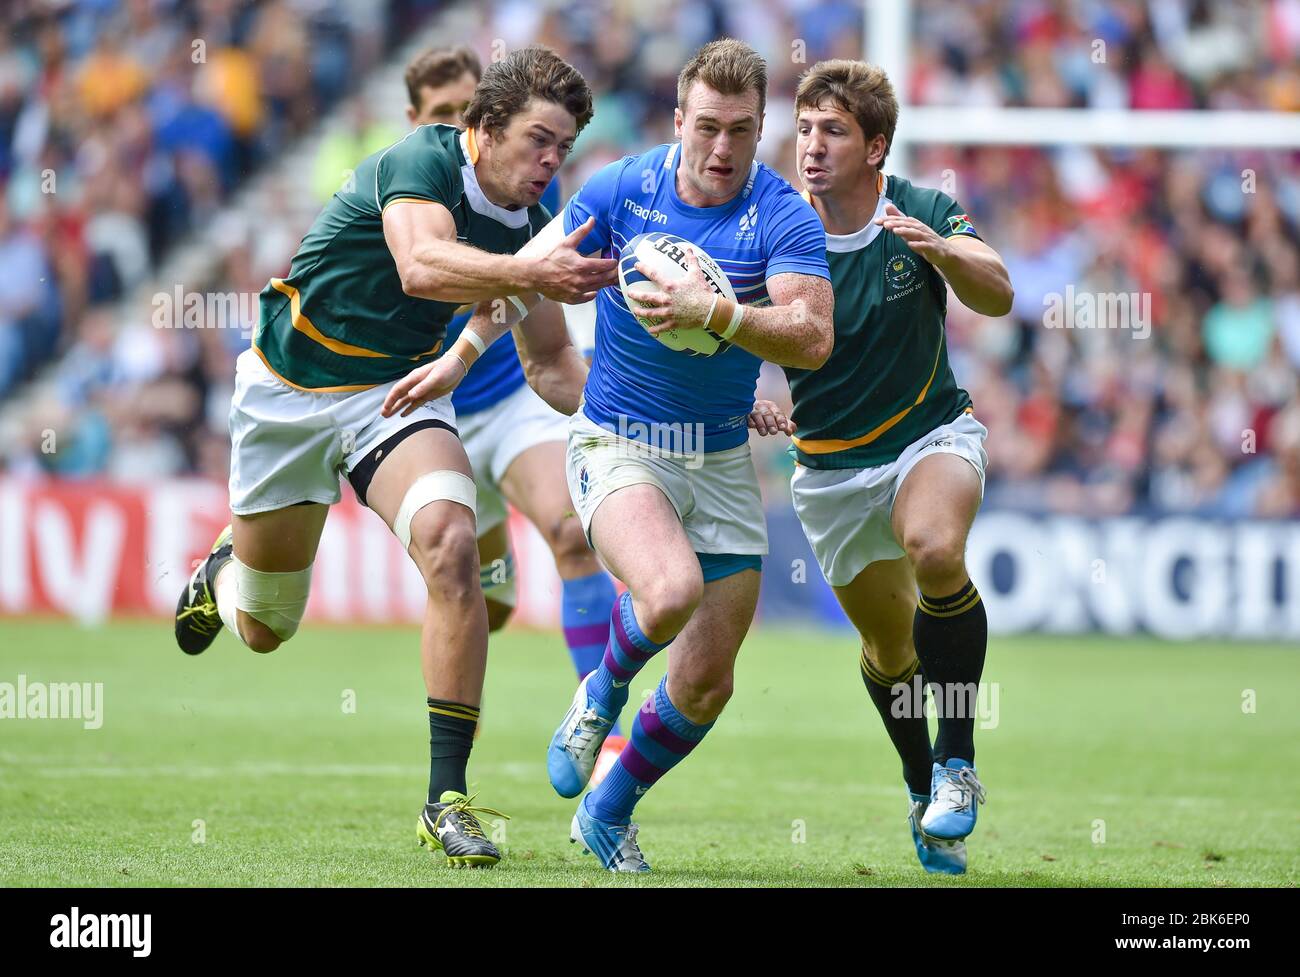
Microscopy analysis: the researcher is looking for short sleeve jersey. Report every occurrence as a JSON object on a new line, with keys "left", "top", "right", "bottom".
{"left": 786, "top": 174, "right": 980, "bottom": 469}
{"left": 563, "top": 142, "right": 829, "bottom": 452}
{"left": 254, "top": 124, "right": 550, "bottom": 391}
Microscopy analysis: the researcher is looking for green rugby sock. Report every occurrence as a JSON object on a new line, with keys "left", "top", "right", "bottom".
{"left": 426, "top": 698, "right": 478, "bottom": 802}
{"left": 913, "top": 579, "right": 987, "bottom": 765}
{"left": 859, "top": 649, "right": 934, "bottom": 797}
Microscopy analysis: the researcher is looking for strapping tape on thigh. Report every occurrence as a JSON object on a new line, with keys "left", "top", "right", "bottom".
{"left": 394, "top": 470, "right": 477, "bottom": 549}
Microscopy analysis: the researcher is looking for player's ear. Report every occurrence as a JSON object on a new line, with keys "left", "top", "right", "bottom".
{"left": 674, "top": 108, "right": 683, "bottom": 140}
{"left": 406, "top": 105, "right": 417, "bottom": 126}
{"left": 868, "top": 133, "right": 886, "bottom": 167}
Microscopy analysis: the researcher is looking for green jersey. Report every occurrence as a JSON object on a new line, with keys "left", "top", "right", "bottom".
{"left": 253, "top": 124, "right": 550, "bottom": 391}
{"left": 787, "top": 174, "right": 979, "bottom": 469}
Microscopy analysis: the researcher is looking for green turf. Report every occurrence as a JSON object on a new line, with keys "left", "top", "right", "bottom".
{"left": 0, "top": 618, "right": 1295, "bottom": 887}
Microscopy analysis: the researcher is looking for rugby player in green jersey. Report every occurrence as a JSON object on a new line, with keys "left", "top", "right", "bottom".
{"left": 789, "top": 60, "right": 1013, "bottom": 874}
{"left": 172, "top": 46, "right": 617, "bottom": 868}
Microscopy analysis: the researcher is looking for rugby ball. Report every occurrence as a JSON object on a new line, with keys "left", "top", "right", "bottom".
{"left": 619, "top": 232, "right": 737, "bottom": 356}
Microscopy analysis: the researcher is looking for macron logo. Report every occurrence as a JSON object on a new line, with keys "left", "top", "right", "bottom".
{"left": 624, "top": 199, "right": 668, "bottom": 224}
{"left": 50, "top": 908, "right": 151, "bottom": 957}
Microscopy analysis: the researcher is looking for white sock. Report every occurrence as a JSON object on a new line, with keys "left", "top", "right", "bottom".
{"left": 213, "top": 561, "right": 247, "bottom": 648}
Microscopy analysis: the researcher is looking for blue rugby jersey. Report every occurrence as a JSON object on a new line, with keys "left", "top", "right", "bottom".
{"left": 448, "top": 178, "right": 563, "bottom": 415}
{"left": 562, "top": 143, "right": 828, "bottom": 452}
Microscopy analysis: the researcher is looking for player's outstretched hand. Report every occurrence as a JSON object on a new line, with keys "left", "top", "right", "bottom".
{"left": 875, "top": 203, "right": 951, "bottom": 265}
{"left": 532, "top": 217, "right": 619, "bottom": 304}
{"left": 381, "top": 355, "right": 467, "bottom": 418}
{"left": 631, "top": 246, "right": 716, "bottom": 334}
{"left": 747, "top": 399, "right": 797, "bottom": 436}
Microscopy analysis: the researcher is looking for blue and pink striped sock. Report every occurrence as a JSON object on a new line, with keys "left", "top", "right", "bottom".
{"left": 589, "top": 675, "right": 713, "bottom": 823}
{"left": 586, "top": 591, "right": 671, "bottom": 718}
{"left": 561, "top": 571, "right": 621, "bottom": 735}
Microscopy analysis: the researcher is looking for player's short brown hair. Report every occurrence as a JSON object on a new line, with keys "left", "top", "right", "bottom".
{"left": 463, "top": 45, "right": 594, "bottom": 136}
{"left": 677, "top": 38, "right": 767, "bottom": 117}
{"left": 795, "top": 60, "right": 899, "bottom": 163}
{"left": 404, "top": 45, "right": 482, "bottom": 110}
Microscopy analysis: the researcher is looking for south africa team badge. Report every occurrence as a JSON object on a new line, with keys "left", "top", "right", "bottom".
{"left": 887, "top": 253, "right": 918, "bottom": 291}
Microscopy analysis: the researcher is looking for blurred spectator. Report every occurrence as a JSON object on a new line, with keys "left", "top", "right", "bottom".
{"left": 0, "top": 0, "right": 417, "bottom": 471}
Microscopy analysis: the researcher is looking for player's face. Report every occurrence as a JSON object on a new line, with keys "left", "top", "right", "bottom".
{"left": 478, "top": 98, "right": 576, "bottom": 208}
{"left": 675, "top": 82, "right": 763, "bottom": 206}
{"left": 796, "top": 103, "right": 885, "bottom": 197}
{"left": 408, "top": 71, "right": 478, "bottom": 127}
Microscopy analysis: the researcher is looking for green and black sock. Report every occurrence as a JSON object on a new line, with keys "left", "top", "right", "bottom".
{"left": 913, "top": 579, "right": 988, "bottom": 765}
{"left": 426, "top": 698, "right": 478, "bottom": 803}
{"left": 859, "top": 648, "right": 934, "bottom": 797}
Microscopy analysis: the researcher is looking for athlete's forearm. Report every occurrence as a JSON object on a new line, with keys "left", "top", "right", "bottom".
{"left": 519, "top": 341, "right": 587, "bottom": 416}
{"left": 400, "top": 239, "right": 539, "bottom": 303}
{"left": 513, "top": 299, "right": 588, "bottom": 415}
{"left": 458, "top": 294, "right": 535, "bottom": 354}
{"left": 726, "top": 274, "right": 834, "bottom": 370}
{"left": 724, "top": 304, "right": 829, "bottom": 369}
{"left": 931, "top": 243, "right": 1013, "bottom": 317}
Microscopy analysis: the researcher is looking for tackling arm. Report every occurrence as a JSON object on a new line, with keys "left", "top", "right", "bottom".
{"left": 380, "top": 213, "right": 594, "bottom": 418}
{"left": 382, "top": 200, "right": 615, "bottom": 305}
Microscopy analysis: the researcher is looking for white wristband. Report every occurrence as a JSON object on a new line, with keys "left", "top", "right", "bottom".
{"left": 719, "top": 302, "right": 744, "bottom": 340}
{"left": 461, "top": 328, "right": 487, "bottom": 356}
{"left": 506, "top": 295, "right": 530, "bottom": 319}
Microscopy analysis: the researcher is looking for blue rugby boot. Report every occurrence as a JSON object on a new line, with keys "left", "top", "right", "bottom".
{"left": 920, "top": 759, "right": 986, "bottom": 841}
{"left": 569, "top": 794, "right": 650, "bottom": 873}
{"left": 908, "top": 791, "right": 967, "bottom": 874}
{"left": 547, "top": 674, "right": 616, "bottom": 798}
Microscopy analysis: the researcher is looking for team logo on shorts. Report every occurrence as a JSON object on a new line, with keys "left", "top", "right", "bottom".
{"left": 578, "top": 465, "right": 590, "bottom": 497}
{"left": 887, "top": 253, "right": 918, "bottom": 291}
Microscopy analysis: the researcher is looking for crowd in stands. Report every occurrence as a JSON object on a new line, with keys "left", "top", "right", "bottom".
{"left": 1, "top": 0, "right": 1296, "bottom": 519}
{"left": 0, "top": 0, "right": 429, "bottom": 474}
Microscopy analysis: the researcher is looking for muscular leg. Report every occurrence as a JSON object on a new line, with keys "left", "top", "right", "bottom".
{"left": 588, "top": 483, "right": 701, "bottom": 644}
{"left": 891, "top": 452, "right": 985, "bottom": 766}
{"left": 587, "top": 568, "right": 758, "bottom": 823}
{"left": 546, "top": 481, "right": 697, "bottom": 802}
{"left": 220, "top": 503, "right": 330, "bottom": 653}
{"left": 833, "top": 556, "right": 934, "bottom": 796}
{"left": 364, "top": 427, "right": 485, "bottom": 705}
{"left": 665, "top": 569, "right": 760, "bottom": 724}
{"left": 364, "top": 427, "right": 485, "bottom": 803}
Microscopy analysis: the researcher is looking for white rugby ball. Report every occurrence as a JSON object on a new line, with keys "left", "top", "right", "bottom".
{"left": 618, "top": 232, "right": 737, "bottom": 356}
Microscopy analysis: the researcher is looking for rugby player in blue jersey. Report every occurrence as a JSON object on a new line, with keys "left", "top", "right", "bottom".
{"left": 386, "top": 38, "right": 834, "bottom": 871}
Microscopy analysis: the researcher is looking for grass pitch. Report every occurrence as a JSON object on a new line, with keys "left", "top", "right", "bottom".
{"left": 0, "top": 618, "right": 1295, "bottom": 887}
